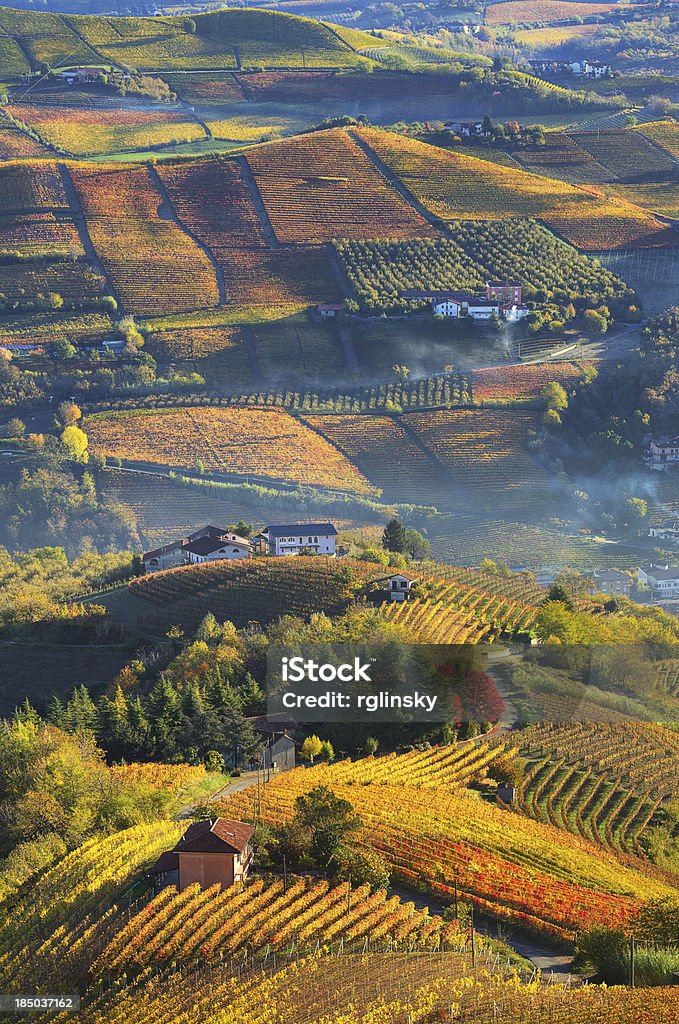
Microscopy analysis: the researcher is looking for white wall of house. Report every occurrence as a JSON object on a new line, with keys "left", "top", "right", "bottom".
{"left": 189, "top": 545, "right": 251, "bottom": 564}
{"left": 272, "top": 533, "right": 336, "bottom": 556}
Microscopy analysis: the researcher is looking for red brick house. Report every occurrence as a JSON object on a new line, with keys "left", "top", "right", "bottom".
{"left": 151, "top": 818, "right": 254, "bottom": 892}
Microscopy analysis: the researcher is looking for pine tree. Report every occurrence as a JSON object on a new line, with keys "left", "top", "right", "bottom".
{"left": 382, "top": 518, "right": 407, "bottom": 553}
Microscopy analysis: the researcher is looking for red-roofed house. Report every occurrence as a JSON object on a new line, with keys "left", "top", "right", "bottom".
{"left": 151, "top": 817, "right": 254, "bottom": 891}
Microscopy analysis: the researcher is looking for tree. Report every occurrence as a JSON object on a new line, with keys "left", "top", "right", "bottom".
{"left": 364, "top": 736, "right": 379, "bottom": 755}
{"left": 58, "top": 400, "right": 81, "bottom": 426}
{"left": 392, "top": 364, "right": 410, "bottom": 382}
{"left": 48, "top": 292, "right": 63, "bottom": 310}
{"left": 318, "top": 739, "right": 335, "bottom": 761}
{"left": 487, "top": 753, "right": 524, "bottom": 788}
{"left": 544, "top": 583, "right": 574, "bottom": 611}
{"left": 300, "top": 734, "right": 323, "bottom": 763}
{"left": 583, "top": 309, "right": 608, "bottom": 336}
{"left": 60, "top": 425, "right": 88, "bottom": 461}
{"left": 204, "top": 749, "right": 225, "bottom": 773}
{"left": 333, "top": 847, "right": 390, "bottom": 891}
{"left": 382, "top": 518, "right": 407, "bottom": 553}
{"left": 542, "top": 382, "right": 568, "bottom": 412}
{"left": 405, "top": 527, "right": 430, "bottom": 561}
{"left": 293, "top": 786, "right": 362, "bottom": 865}
{"left": 52, "top": 338, "right": 76, "bottom": 359}
{"left": 6, "top": 417, "right": 25, "bottom": 437}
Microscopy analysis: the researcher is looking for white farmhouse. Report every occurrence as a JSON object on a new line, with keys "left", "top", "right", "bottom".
{"left": 259, "top": 523, "right": 337, "bottom": 557}
{"left": 143, "top": 525, "right": 251, "bottom": 572}
{"left": 383, "top": 572, "right": 417, "bottom": 602}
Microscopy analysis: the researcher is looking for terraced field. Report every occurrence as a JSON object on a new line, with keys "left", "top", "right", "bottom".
{"left": 568, "top": 128, "right": 676, "bottom": 181}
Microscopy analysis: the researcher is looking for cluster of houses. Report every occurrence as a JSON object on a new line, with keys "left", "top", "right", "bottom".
{"left": 588, "top": 565, "right": 679, "bottom": 603}
{"left": 527, "top": 58, "right": 612, "bottom": 79}
{"left": 649, "top": 520, "right": 679, "bottom": 546}
{"left": 401, "top": 282, "right": 529, "bottom": 323}
{"left": 142, "top": 522, "right": 338, "bottom": 572}
{"left": 645, "top": 436, "right": 679, "bottom": 471}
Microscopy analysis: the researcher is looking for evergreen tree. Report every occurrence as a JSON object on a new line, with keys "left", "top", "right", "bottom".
{"left": 382, "top": 518, "right": 407, "bottom": 553}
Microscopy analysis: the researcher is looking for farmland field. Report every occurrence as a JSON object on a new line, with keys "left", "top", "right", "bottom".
{"left": 84, "top": 406, "right": 377, "bottom": 494}
{"left": 471, "top": 361, "right": 591, "bottom": 403}
{"left": 5, "top": 104, "right": 207, "bottom": 157}
{"left": 70, "top": 164, "right": 220, "bottom": 315}
{"left": 355, "top": 127, "right": 673, "bottom": 249}
{"left": 486, "top": 1, "right": 629, "bottom": 25}
{"left": 246, "top": 128, "right": 435, "bottom": 243}
{"left": 568, "top": 128, "right": 676, "bottom": 181}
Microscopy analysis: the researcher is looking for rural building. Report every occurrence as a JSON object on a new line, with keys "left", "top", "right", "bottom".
{"left": 638, "top": 564, "right": 679, "bottom": 599}
{"left": 444, "top": 120, "right": 489, "bottom": 137}
{"left": 384, "top": 572, "right": 417, "bottom": 602}
{"left": 487, "top": 282, "right": 523, "bottom": 305}
{"left": 256, "top": 523, "right": 337, "bottom": 557}
{"left": 645, "top": 435, "right": 679, "bottom": 470}
{"left": 143, "top": 525, "right": 252, "bottom": 571}
{"left": 250, "top": 715, "right": 298, "bottom": 773}
{"left": 187, "top": 534, "right": 252, "bottom": 564}
{"left": 58, "top": 66, "right": 108, "bottom": 84}
{"left": 497, "top": 783, "right": 516, "bottom": 803}
{"left": 401, "top": 288, "right": 527, "bottom": 321}
{"left": 569, "top": 60, "right": 612, "bottom": 78}
{"left": 588, "top": 569, "right": 633, "bottom": 597}
{"left": 151, "top": 818, "right": 255, "bottom": 892}
{"left": 649, "top": 521, "right": 679, "bottom": 546}
{"left": 316, "top": 303, "right": 343, "bottom": 318}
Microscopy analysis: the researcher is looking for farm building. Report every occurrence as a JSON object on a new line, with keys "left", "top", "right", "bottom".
{"left": 255, "top": 523, "right": 337, "bottom": 557}
{"left": 383, "top": 572, "right": 417, "bottom": 602}
{"left": 316, "top": 303, "right": 343, "bottom": 318}
{"left": 648, "top": 521, "right": 679, "bottom": 546}
{"left": 400, "top": 288, "right": 528, "bottom": 321}
{"left": 444, "top": 120, "right": 489, "bottom": 137}
{"left": 143, "top": 525, "right": 252, "bottom": 571}
{"left": 645, "top": 435, "right": 679, "bottom": 470}
{"left": 249, "top": 715, "right": 298, "bottom": 773}
{"left": 486, "top": 282, "right": 523, "bottom": 305}
{"left": 151, "top": 818, "right": 254, "bottom": 892}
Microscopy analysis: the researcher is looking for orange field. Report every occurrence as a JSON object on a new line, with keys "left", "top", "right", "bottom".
{"left": 70, "top": 164, "right": 220, "bottom": 315}
{"left": 471, "top": 362, "right": 590, "bottom": 403}
{"left": 85, "top": 406, "right": 377, "bottom": 493}
{"left": 486, "top": 1, "right": 626, "bottom": 25}
{"left": 356, "top": 127, "right": 672, "bottom": 250}
{"left": 246, "top": 128, "right": 435, "bottom": 243}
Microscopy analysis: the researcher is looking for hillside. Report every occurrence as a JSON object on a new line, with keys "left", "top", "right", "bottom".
{"left": 218, "top": 747, "right": 679, "bottom": 940}
{"left": 0, "top": 7, "right": 376, "bottom": 73}
{"left": 96, "top": 555, "right": 545, "bottom": 639}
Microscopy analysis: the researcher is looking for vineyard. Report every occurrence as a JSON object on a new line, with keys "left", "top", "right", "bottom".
{"left": 122, "top": 557, "right": 382, "bottom": 633}
{"left": 220, "top": 754, "right": 678, "bottom": 939}
{"left": 637, "top": 118, "right": 679, "bottom": 160}
{"left": 0, "top": 212, "right": 82, "bottom": 259}
{"left": 336, "top": 221, "right": 632, "bottom": 315}
{"left": 246, "top": 129, "right": 434, "bottom": 244}
{"left": 5, "top": 104, "right": 206, "bottom": 157}
{"left": 471, "top": 362, "right": 591, "bottom": 404}
{"left": 70, "top": 165, "right": 220, "bottom": 316}
{"left": 513, "top": 133, "right": 612, "bottom": 184}
{"left": 84, "top": 406, "right": 375, "bottom": 494}
{"left": 403, "top": 408, "right": 557, "bottom": 517}
{"left": 355, "top": 127, "right": 673, "bottom": 250}
{"left": 302, "top": 414, "right": 449, "bottom": 506}
{"left": 512, "top": 722, "right": 679, "bottom": 864}
{"left": 94, "top": 877, "right": 459, "bottom": 970}
{"left": 0, "top": 161, "right": 69, "bottom": 211}
{"left": 0, "top": 8, "right": 375, "bottom": 73}
{"left": 568, "top": 129, "right": 676, "bottom": 182}
{"left": 0, "top": 820, "right": 185, "bottom": 992}
{"left": 379, "top": 574, "right": 539, "bottom": 641}
{"left": 0, "top": 260, "right": 105, "bottom": 310}
{"left": 22, "top": 951, "right": 679, "bottom": 1024}
{"left": 485, "top": 1, "right": 625, "bottom": 24}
